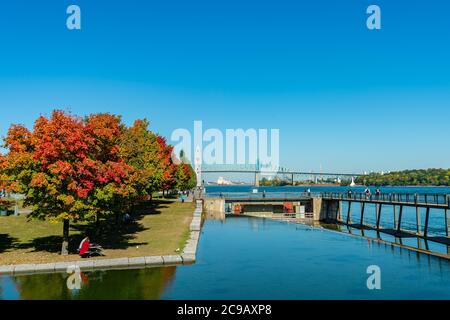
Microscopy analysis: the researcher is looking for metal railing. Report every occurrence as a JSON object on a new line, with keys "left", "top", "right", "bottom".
{"left": 321, "top": 192, "right": 450, "bottom": 207}
{"left": 205, "top": 192, "right": 315, "bottom": 200}
{"left": 205, "top": 191, "right": 450, "bottom": 207}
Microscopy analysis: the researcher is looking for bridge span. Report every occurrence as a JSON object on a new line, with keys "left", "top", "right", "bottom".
{"left": 200, "top": 165, "right": 364, "bottom": 186}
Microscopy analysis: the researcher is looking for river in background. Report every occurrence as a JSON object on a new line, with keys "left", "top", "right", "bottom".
{"left": 1, "top": 186, "right": 450, "bottom": 300}
{"left": 207, "top": 185, "right": 450, "bottom": 236}
{"left": 205, "top": 184, "right": 450, "bottom": 195}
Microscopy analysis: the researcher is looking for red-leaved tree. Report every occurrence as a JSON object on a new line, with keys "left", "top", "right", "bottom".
{"left": 156, "top": 136, "right": 177, "bottom": 195}
{"left": 2, "top": 110, "right": 134, "bottom": 254}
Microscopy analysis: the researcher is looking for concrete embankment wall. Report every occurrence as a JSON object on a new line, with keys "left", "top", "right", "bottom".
{"left": 204, "top": 198, "right": 225, "bottom": 213}
{"left": 205, "top": 196, "right": 339, "bottom": 223}
{"left": 0, "top": 200, "right": 204, "bottom": 276}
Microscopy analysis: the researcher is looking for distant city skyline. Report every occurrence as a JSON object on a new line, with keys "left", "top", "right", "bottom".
{"left": 1, "top": 0, "right": 450, "bottom": 173}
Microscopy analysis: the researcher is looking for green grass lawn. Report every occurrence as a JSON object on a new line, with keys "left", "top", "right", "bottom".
{"left": 0, "top": 200, "right": 194, "bottom": 265}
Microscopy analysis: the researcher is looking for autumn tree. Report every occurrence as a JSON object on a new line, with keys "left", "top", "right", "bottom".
{"left": 119, "top": 119, "right": 162, "bottom": 199}
{"left": 176, "top": 163, "right": 197, "bottom": 190}
{"left": 120, "top": 121, "right": 179, "bottom": 198}
{"left": 84, "top": 113, "right": 136, "bottom": 224}
{"left": 174, "top": 151, "right": 197, "bottom": 191}
{"left": 0, "top": 154, "right": 8, "bottom": 192}
{"left": 1, "top": 110, "right": 192, "bottom": 255}
{"left": 156, "top": 136, "right": 177, "bottom": 196}
{"left": 2, "top": 110, "right": 133, "bottom": 255}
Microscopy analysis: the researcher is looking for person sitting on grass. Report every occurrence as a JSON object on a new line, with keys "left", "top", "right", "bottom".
{"left": 79, "top": 236, "right": 105, "bottom": 258}
{"left": 79, "top": 236, "right": 91, "bottom": 258}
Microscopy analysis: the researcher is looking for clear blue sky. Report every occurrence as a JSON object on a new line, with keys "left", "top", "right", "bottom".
{"left": 0, "top": 0, "right": 449, "bottom": 173}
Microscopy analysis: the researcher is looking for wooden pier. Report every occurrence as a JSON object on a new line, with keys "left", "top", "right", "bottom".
{"left": 205, "top": 191, "right": 450, "bottom": 243}
{"left": 320, "top": 192, "right": 450, "bottom": 245}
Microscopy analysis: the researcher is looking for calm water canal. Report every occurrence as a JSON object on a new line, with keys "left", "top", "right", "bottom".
{"left": 2, "top": 215, "right": 450, "bottom": 300}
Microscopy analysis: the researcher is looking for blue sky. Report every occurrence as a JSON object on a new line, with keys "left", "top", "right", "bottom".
{"left": 0, "top": 0, "right": 449, "bottom": 173}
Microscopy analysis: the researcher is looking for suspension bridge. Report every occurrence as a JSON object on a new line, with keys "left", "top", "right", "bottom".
{"left": 199, "top": 164, "right": 364, "bottom": 186}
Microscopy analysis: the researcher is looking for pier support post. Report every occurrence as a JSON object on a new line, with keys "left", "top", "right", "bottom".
{"left": 325, "top": 201, "right": 330, "bottom": 219}
{"left": 416, "top": 207, "right": 422, "bottom": 235}
{"left": 360, "top": 202, "right": 365, "bottom": 226}
{"left": 338, "top": 201, "right": 342, "bottom": 222}
{"left": 423, "top": 207, "right": 430, "bottom": 238}
{"left": 447, "top": 195, "right": 450, "bottom": 237}
{"left": 396, "top": 205, "right": 403, "bottom": 233}
{"left": 376, "top": 203, "right": 383, "bottom": 229}
{"left": 445, "top": 209, "right": 449, "bottom": 237}
{"left": 375, "top": 204, "right": 378, "bottom": 226}
{"left": 393, "top": 205, "right": 398, "bottom": 229}
{"left": 346, "top": 201, "right": 352, "bottom": 225}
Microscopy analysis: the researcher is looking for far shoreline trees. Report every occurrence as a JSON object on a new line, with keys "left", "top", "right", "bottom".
{"left": 341, "top": 169, "right": 450, "bottom": 187}
{"left": 0, "top": 110, "right": 196, "bottom": 255}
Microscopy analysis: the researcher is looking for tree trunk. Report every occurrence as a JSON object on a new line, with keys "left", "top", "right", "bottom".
{"left": 61, "top": 219, "right": 70, "bottom": 255}
{"left": 95, "top": 214, "right": 101, "bottom": 236}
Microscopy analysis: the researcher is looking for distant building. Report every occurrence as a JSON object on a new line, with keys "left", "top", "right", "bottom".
{"left": 217, "top": 177, "right": 232, "bottom": 185}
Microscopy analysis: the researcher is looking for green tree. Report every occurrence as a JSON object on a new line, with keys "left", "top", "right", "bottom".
{"left": 354, "top": 168, "right": 450, "bottom": 186}
{"left": 119, "top": 119, "right": 167, "bottom": 199}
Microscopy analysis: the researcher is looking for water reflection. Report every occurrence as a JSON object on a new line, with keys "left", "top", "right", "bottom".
{"left": 205, "top": 210, "right": 225, "bottom": 221}
{"left": 162, "top": 217, "right": 450, "bottom": 299}
{"left": 326, "top": 223, "right": 450, "bottom": 257}
{"left": 4, "top": 267, "right": 176, "bottom": 300}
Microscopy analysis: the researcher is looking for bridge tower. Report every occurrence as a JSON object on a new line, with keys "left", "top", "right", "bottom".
{"left": 195, "top": 145, "right": 202, "bottom": 187}
{"left": 255, "top": 172, "right": 260, "bottom": 187}
{"left": 254, "top": 159, "right": 261, "bottom": 187}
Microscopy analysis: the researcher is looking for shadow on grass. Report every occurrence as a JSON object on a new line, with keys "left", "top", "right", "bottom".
{"left": 13, "top": 200, "right": 173, "bottom": 254}
{"left": 132, "top": 200, "right": 171, "bottom": 216}
{"left": 14, "top": 235, "right": 63, "bottom": 253}
{"left": 0, "top": 234, "right": 18, "bottom": 253}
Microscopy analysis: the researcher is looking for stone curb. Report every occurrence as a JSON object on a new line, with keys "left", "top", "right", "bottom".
{"left": 0, "top": 265, "right": 14, "bottom": 275}
{"left": 54, "top": 262, "right": 74, "bottom": 272}
{"left": 0, "top": 255, "right": 187, "bottom": 276}
{"left": 181, "top": 254, "right": 196, "bottom": 264}
{"left": 34, "top": 263, "right": 56, "bottom": 273}
{"left": 93, "top": 258, "right": 129, "bottom": 269}
{"left": 145, "top": 256, "right": 164, "bottom": 266}
{"left": 128, "top": 257, "right": 146, "bottom": 267}
{"left": 181, "top": 201, "right": 203, "bottom": 262}
{"left": 12, "top": 264, "right": 36, "bottom": 275}
{"left": 162, "top": 255, "right": 183, "bottom": 265}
